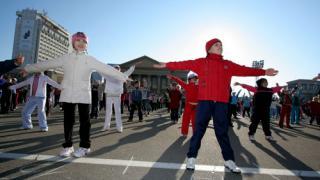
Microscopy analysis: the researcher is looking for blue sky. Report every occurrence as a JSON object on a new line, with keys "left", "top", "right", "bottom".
{"left": 1, "top": 0, "right": 319, "bottom": 88}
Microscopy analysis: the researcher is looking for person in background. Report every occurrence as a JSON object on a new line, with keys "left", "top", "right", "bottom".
{"left": 0, "top": 55, "right": 24, "bottom": 76}
{"left": 167, "top": 73, "right": 198, "bottom": 136}
{"left": 0, "top": 75, "right": 13, "bottom": 114}
{"left": 128, "top": 80, "right": 143, "bottom": 122}
{"left": 10, "top": 72, "right": 61, "bottom": 131}
{"left": 168, "top": 82, "right": 182, "bottom": 123}
{"left": 235, "top": 79, "right": 282, "bottom": 142}
{"left": 102, "top": 65, "right": 135, "bottom": 132}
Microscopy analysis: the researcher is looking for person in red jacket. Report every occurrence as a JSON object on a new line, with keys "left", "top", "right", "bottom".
{"left": 154, "top": 38, "right": 278, "bottom": 173}
{"left": 307, "top": 96, "right": 320, "bottom": 125}
{"left": 279, "top": 89, "right": 293, "bottom": 128}
{"left": 168, "top": 82, "right": 182, "bottom": 123}
{"left": 167, "top": 73, "right": 198, "bottom": 136}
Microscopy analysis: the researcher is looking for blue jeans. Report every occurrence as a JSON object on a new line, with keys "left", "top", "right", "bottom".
{"left": 290, "top": 106, "right": 300, "bottom": 124}
{"left": 187, "top": 101, "right": 235, "bottom": 161}
{"left": 22, "top": 96, "right": 47, "bottom": 129}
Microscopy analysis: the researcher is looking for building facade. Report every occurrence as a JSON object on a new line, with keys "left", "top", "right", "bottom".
{"left": 287, "top": 79, "right": 320, "bottom": 102}
{"left": 120, "top": 56, "right": 188, "bottom": 93}
{"left": 12, "top": 8, "right": 70, "bottom": 82}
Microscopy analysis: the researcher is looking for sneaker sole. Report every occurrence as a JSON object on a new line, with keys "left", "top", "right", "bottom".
{"left": 225, "top": 166, "right": 241, "bottom": 174}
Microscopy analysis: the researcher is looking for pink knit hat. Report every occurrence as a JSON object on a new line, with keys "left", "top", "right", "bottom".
{"left": 205, "top": 38, "right": 221, "bottom": 52}
{"left": 72, "top": 32, "right": 88, "bottom": 45}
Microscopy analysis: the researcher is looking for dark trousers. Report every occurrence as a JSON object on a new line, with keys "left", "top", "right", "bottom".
{"left": 1, "top": 91, "right": 11, "bottom": 113}
{"left": 242, "top": 107, "right": 251, "bottom": 118}
{"left": 11, "top": 93, "right": 17, "bottom": 110}
{"left": 249, "top": 108, "right": 271, "bottom": 136}
{"left": 63, "top": 103, "right": 91, "bottom": 148}
{"left": 90, "top": 91, "right": 99, "bottom": 118}
{"left": 187, "top": 101, "right": 235, "bottom": 161}
{"left": 129, "top": 101, "right": 143, "bottom": 120}
{"left": 230, "top": 104, "right": 238, "bottom": 118}
{"left": 170, "top": 108, "right": 179, "bottom": 121}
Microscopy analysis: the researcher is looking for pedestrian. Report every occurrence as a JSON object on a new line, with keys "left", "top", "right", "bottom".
{"left": 167, "top": 73, "right": 198, "bottom": 136}
{"left": 168, "top": 82, "right": 182, "bottom": 123}
{"left": 235, "top": 79, "right": 282, "bottom": 141}
{"left": 307, "top": 96, "right": 320, "bottom": 125}
{"left": 0, "top": 75, "right": 13, "bottom": 114}
{"left": 102, "top": 65, "right": 135, "bottom": 132}
{"left": 230, "top": 91, "right": 242, "bottom": 119}
{"left": 242, "top": 96, "right": 251, "bottom": 118}
{"left": 21, "top": 32, "right": 128, "bottom": 157}
{"left": 10, "top": 72, "right": 61, "bottom": 131}
{"left": 0, "top": 55, "right": 24, "bottom": 76}
{"left": 128, "top": 80, "right": 143, "bottom": 122}
{"left": 279, "top": 89, "right": 293, "bottom": 128}
{"left": 290, "top": 87, "right": 301, "bottom": 125}
{"left": 154, "top": 38, "right": 278, "bottom": 173}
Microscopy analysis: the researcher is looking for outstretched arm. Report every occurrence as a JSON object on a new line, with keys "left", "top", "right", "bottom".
{"left": 10, "top": 78, "right": 31, "bottom": 91}
{"left": 271, "top": 83, "right": 284, "bottom": 93}
{"left": 167, "top": 74, "right": 187, "bottom": 89}
{"left": 236, "top": 82, "right": 257, "bottom": 93}
{"left": 45, "top": 76, "right": 61, "bottom": 89}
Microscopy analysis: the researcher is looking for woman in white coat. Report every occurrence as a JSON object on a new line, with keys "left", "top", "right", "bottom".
{"left": 22, "top": 32, "right": 128, "bottom": 158}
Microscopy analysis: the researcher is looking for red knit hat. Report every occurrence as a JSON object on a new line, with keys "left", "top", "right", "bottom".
{"left": 205, "top": 38, "right": 222, "bottom": 52}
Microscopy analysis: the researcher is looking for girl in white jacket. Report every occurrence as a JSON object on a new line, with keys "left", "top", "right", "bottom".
{"left": 22, "top": 32, "right": 128, "bottom": 158}
{"left": 102, "top": 65, "right": 135, "bottom": 132}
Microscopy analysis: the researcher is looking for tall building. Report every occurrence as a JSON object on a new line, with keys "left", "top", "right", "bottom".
{"left": 12, "top": 8, "right": 71, "bottom": 81}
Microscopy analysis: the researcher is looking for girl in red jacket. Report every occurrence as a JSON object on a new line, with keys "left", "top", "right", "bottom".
{"left": 167, "top": 73, "right": 198, "bottom": 136}
{"left": 154, "top": 38, "right": 278, "bottom": 173}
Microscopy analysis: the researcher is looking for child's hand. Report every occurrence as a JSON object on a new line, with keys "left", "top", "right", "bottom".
{"left": 265, "top": 68, "right": 278, "bottom": 76}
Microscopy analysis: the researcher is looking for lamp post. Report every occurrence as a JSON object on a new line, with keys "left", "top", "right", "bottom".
{"left": 252, "top": 60, "right": 264, "bottom": 85}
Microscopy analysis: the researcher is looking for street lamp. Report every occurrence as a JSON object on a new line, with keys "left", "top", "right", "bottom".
{"left": 252, "top": 60, "right": 264, "bottom": 85}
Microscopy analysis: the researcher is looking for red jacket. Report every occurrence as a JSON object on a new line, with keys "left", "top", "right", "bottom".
{"left": 169, "top": 89, "right": 181, "bottom": 109}
{"left": 166, "top": 54, "right": 266, "bottom": 103}
{"left": 240, "top": 84, "right": 283, "bottom": 94}
{"left": 307, "top": 101, "right": 320, "bottom": 116}
{"left": 170, "top": 75, "right": 198, "bottom": 103}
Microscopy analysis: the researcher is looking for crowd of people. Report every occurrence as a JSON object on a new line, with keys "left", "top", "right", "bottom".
{"left": 1, "top": 33, "right": 319, "bottom": 174}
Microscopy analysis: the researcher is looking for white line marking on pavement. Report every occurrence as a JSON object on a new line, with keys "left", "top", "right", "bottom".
{"left": 122, "top": 155, "right": 134, "bottom": 175}
{"left": 1, "top": 152, "right": 320, "bottom": 178}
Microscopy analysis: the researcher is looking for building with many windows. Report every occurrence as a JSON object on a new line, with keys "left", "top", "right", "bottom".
{"left": 12, "top": 8, "right": 70, "bottom": 81}
{"left": 287, "top": 79, "right": 320, "bottom": 102}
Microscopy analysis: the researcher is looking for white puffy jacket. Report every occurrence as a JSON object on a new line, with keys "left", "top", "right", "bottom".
{"left": 104, "top": 66, "right": 135, "bottom": 96}
{"left": 24, "top": 51, "right": 128, "bottom": 104}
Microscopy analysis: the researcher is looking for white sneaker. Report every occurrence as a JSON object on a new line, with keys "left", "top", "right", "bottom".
{"left": 59, "top": 147, "right": 74, "bottom": 157}
{"left": 224, "top": 160, "right": 241, "bottom": 173}
{"left": 249, "top": 135, "right": 255, "bottom": 141}
{"left": 117, "top": 127, "right": 123, "bottom": 133}
{"left": 40, "top": 128, "right": 48, "bottom": 132}
{"left": 73, "top": 147, "right": 91, "bottom": 158}
{"left": 19, "top": 126, "right": 33, "bottom": 130}
{"left": 186, "top": 157, "right": 196, "bottom": 170}
{"left": 265, "top": 136, "right": 276, "bottom": 142}
{"left": 101, "top": 126, "right": 110, "bottom": 132}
